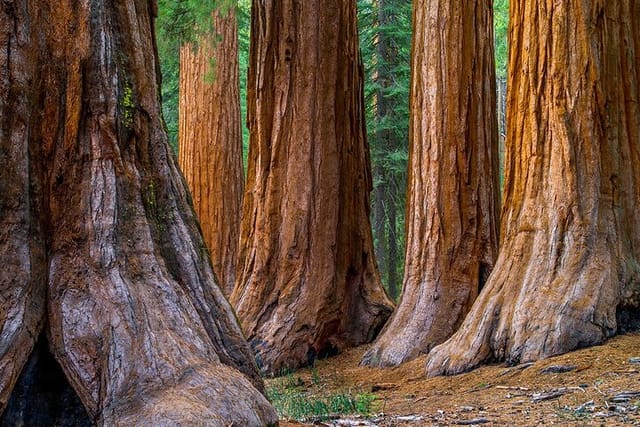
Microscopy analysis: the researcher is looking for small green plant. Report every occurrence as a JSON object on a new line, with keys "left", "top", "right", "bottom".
{"left": 120, "top": 84, "right": 136, "bottom": 129}
{"left": 353, "top": 392, "right": 377, "bottom": 414}
{"left": 554, "top": 405, "right": 591, "bottom": 422}
{"left": 283, "top": 372, "right": 304, "bottom": 389}
{"left": 311, "top": 366, "right": 321, "bottom": 385}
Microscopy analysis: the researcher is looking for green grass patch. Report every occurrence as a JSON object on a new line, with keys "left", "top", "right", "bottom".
{"left": 266, "top": 373, "right": 378, "bottom": 422}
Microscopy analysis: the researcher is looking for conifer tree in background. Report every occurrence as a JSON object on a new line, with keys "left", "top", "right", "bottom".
{"left": 178, "top": 2, "right": 243, "bottom": 295}
{"left": 361, "top": 0, "right": 500, "bottom": 368}
{"left": 232, "top": 0, "right": 394, "bottom": 375}
{"left": 427, "top": 0, "right": 640, "bottom": 377}
{"left": 358, "top": 0, "right": 411, "bottom": 300}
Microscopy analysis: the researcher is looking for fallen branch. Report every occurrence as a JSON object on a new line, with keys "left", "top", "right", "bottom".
{"left": 531, "top": 388, "right": 571, "bottom": 403}
{"left": 454, "top": 418, "right": 490, "bottom": 425}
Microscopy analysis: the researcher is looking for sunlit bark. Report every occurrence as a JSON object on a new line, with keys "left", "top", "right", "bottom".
{"left": 178, "top": 7, "right": 243, "bottom": 295}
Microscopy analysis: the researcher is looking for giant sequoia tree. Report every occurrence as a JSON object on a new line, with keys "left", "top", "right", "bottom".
{"left": 426, "top": 0, "right": 640, "bottom": 376}
{"left": 231, "top": 0, "right": 394, "bottom": 375}
{"left": 361, "top": 0, "right": 500, "bottom": 368}
{"left": 0, "top": 0, "right": 277, "bottom": 424}
{"left": 178, "top": 4, "right": 244, "bottom": 295}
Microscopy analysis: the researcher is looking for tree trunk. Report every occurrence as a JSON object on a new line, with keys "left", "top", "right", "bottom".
{"left": 496, "top": 76, "right": 507, "bottom": 188}
{"left": 362, "top": 0, "right": 500, "bottom": 368}
{"left": 0, "top": 1, "right": 277, "bottom": 425}
{"left": 178, "top": 6, "right": 244, "bottom": 296}
{"left": 232, "top": 0, "right": 394, "bottom": 375}
{"left": 426, "top": 0, "right": 640, "bottom": 377}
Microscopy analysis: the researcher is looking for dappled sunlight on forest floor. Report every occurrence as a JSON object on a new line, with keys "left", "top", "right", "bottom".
{"left": 272, "top": 333, "right": 640, "bottom": 426}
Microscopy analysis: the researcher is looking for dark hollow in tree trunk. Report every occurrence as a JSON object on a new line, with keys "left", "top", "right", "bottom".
{"left": 361, "top": 0, "right": 500, "bottom": 368}
{"left": 426, "top": 0, "right": 640, "bottom": 377}
{"left": 232, "top": 0, "right": 394, "bottom": 376}
{"left": 0, "top": 0, "right": 277, "bottom": 425}
{"left": 0, "top": 335, "right": 91, "bottom": 427}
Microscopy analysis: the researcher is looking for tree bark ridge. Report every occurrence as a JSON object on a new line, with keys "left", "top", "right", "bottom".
{"left": 0, "top": 0, "right": 46, "bottom": 412}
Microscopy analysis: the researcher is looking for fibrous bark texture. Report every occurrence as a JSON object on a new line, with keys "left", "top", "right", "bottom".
{"left": 426, "top": 0, "right": 640, "bottom": 377}
{"left": 361, "top": 0, "right": 500, "bottom": 368}
{"left": 232, "top": 0, "right": 394, "bottom": 375}
{"left": 178, "top": 7, "right": 243, "bottom": 296}
{"left": 0, "top": 0, "right": 277, "bottom": 425}
{"left": 0, "top": 0, "right": 46, "bottom": 412}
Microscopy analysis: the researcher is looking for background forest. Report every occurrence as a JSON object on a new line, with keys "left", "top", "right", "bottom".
{"left": 156, "top": 0, "right": 509, "bottom": 300}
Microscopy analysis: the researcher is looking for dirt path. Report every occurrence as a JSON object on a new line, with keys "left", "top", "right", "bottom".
{"left": 269, "top": 333, "right": 640, "bottom": 426}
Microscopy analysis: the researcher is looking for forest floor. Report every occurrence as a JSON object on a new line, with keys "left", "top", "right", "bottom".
{"left": 268, "top": 332, "right": 640, "bottom": 426}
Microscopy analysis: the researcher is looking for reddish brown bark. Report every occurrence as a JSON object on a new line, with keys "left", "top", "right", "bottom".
{"left": 178, "top": 7, "right": 243, "bottom": 296}
{"left": 361, "top": 0, "right": 500, "bottom": 368}
{"left": 232, "top": 0, "right": 394, "bottom": 375}
{"left": 426, "top": 0, "right": 640, "bottom": 377}
{"left": 0, "top": 0, "right": 277, "bottom": 424}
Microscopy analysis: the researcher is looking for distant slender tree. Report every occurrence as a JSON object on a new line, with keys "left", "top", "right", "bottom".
{"left": 427, "top": 0, "right": 640, "bottom": 376}
{"left": 361, "top": 0, "right": 500, "bottom": 368}
{"left": 494, "top": 0, "right": 509, "bottom": 185}
{"left": 178, "top": 4, "right": 243, "bottom": 295}
{"left": 0, "top": 0, "right": 277, "bottom": 424}
{"left": 232, "top": 0, "right": 394, "bottom": 375}
{"left": 358, "top": 0, "right": 412, "bottom": 300}
{"left": 372, "top": 0, "right": 403, "bottom": 301}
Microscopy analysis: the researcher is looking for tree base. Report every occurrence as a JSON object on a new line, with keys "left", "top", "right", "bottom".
{"left": 0, "top": 334, "right": 278, "bottom": 426}
{"left": 99, "top": 364, "right": 278, "bottom": 426}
